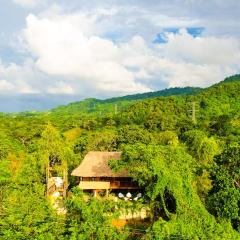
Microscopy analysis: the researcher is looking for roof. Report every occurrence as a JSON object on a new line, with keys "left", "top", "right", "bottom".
{"left": 71, "top": 151, "right": 129, "bottom": 177}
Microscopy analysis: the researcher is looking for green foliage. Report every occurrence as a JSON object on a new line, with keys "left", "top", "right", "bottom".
{"left": 0, "top": 155, "right": 65, "bottom": 240}
{"left": 207, "top": 143, "right": 240, "bottom": 231}
{"left": 50, "top": 87, "right": 201, "bottom": 117}
{"left": 0, "top": 75, "right": 239, "bottom": 239}
{"left": 65, "top": 188, "right": 128, "bottom": 240}
{"left": 183, "top": 130, "right": 220, "bottom": 165}
{"left": 117, "top": 125, "right": 154, "bottom": 146}
{"left": 155, "top": 131, "right": 179, "bottom": 146}
{"left": 74, "top": 129, "right": 117, "bottom": 156}
{"left": 118, "top": 143, "right": 238, "bottom": 239}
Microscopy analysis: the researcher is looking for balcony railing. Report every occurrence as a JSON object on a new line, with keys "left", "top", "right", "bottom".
{"left": 79, "top": 181, "right": 110, "bottom": 189}
{"left": 78, "top": 180, "right": 140, "bottom": 190}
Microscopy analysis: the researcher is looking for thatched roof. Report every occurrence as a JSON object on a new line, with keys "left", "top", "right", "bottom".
{"left": 71, "top": 151, "right": 129, "bottom": 177}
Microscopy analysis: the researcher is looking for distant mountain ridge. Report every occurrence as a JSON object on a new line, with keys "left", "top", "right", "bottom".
{"left": 52, "top": 74, "right": 240, "bottom": 114}
{"left": 101, "top": 86, "right": 202, "bottom": 102}
{"left": 221, "top": 74, "right": 240, "bottom": 83}
{"left": 12, "top": 74, "right": 240, "bottom": 116}
{"left": 50, "top": 86, "right": 201, "bottom": 115}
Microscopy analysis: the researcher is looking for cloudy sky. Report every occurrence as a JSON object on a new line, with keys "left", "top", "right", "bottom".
{"left": 0, "top": 0, "right": 239, "bottom": 112}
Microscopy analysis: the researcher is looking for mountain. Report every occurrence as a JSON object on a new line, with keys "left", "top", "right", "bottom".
{"left": 221, "top": 74, "right": 240, "bottom": 83}
{"left": 103, "top": 86, "right": 201, "bottom": 102}
{"left": 13, "top": 74, "right": 240, "bottom": 117}
{"left": 121, "top": 74, "right": 240, "bottom": 123}
{"left": 50, "top": 86, "right": 201, "bottom": 116}
{"left": 0, "top": 75, "right": 239, "bottom": 239}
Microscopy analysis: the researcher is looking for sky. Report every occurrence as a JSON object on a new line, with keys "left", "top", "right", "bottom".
{"left": 0, "top": 0, "right": 239, "bottom": 112}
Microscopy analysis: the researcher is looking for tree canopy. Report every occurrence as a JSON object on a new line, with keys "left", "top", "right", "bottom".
{"left": 0, "top": 75, "right": 240, "bottom": 239}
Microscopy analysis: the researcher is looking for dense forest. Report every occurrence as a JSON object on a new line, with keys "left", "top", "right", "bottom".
{"left": 0, "top": 75, "right": 239, "bottom": 239}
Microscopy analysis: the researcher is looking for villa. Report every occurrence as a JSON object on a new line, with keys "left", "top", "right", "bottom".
{"left": 71, "top": 151, "right": 139, "bottom": 197}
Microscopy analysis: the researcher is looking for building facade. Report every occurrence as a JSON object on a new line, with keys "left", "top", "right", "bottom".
{"left": 71, "top": 151, "right": 139, "bottom": 196}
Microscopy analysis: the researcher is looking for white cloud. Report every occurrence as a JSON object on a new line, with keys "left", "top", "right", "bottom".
{"left": 17, "top": 11, "right": 239, "bottom": 97}
{"left": 0, "top": 60, "right": 44, "bottom": 94}
{"left": 0, "top": 80, "right": 14, "bottom": 91}
{"left": 0, "top": 4, "right": 239, "bottom": 105}
{"left": 47, "top": 82, "right": 75, "bottom": 94}
{"left": 13, "top": 0, "right": 46, "bottom": 8}
{"left": 143, "top": 13, "right": 199, "bottom": 28}
{"left": 22, "top": 14, "right": 152, "bottom": 95}
{"left": 157, "top": 29, "right": 240, "bottom": 66}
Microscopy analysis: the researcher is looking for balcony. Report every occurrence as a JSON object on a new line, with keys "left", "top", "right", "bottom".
{"left": 78, "top": 180, "right": 140, "bottom": 190}
{"left": 79, "top": 181, "right": 110, "bottom": 190}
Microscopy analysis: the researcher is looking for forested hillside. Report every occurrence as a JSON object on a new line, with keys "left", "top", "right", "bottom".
{"left": 0, "top": 75, "right": 239, "bottom": 239}
{"left": 46, "top": 86, "right": 201, "bottom": 116}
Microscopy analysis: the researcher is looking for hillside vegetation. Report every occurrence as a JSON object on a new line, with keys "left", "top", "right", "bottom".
{"left": 0, "top": 75, "right": 239, "bottom": 239}
{"left": 46, "top": 86, "right": 201, "bottom": 116}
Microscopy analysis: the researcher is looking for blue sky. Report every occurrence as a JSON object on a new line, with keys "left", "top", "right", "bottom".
{"left": 0, "top": 0, "right": 239, "bottom": 112}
